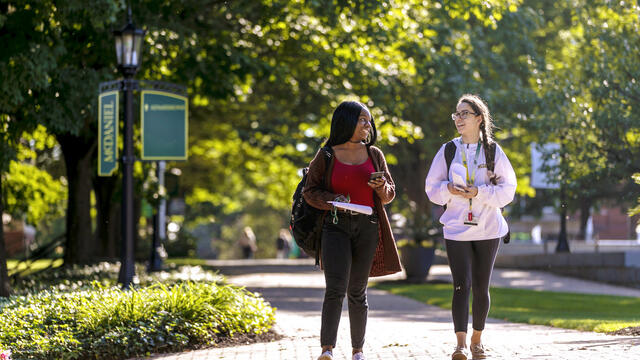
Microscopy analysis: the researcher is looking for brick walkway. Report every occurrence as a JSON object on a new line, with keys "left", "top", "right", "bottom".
{"left": 142, "top": 260, "right": 640, "bottom": 360}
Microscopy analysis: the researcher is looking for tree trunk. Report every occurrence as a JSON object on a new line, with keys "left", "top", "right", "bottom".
{"left": 58, "top": 134, "right": 96, "bottom": 265}
{"left": 0, "top": 173, "right": 12, "bottom": 297}
{"left": 631, "top": 214, "right": 640, "bottom": 240}
{"left": 93, "top": 175, "right": 120, "bottom": 260}
{"left": 393, "top": 142, "right": 432, "bottom": 241}
{"left": 578, "top": 198, "right": 591, "bottom": 241}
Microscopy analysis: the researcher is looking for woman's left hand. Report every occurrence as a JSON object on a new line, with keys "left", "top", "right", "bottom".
{"left": 458, "top": 185, "right": 478, "bottom": 199}
{"left": 368, "top": 177, "right": 385, "bottom": 189}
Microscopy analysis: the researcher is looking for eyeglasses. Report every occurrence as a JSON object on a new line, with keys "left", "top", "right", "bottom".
{"left": 357, "top": 118, "right": 371, "bottom": 125}
{"left": 451, "top": 110, "right": 478, "bottom": 121}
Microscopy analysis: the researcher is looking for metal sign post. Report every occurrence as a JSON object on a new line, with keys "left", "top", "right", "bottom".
{"left": 98, "top": 80, "right": 187, "bottom": 284}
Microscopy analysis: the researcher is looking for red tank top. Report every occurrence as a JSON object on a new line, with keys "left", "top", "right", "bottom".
{"left": 331, "top": 156, "right": 376, "bottom": 207}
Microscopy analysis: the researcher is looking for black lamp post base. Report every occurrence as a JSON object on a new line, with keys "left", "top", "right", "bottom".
{"left": 148, "top": 246, "right": 167, "bottom": 272}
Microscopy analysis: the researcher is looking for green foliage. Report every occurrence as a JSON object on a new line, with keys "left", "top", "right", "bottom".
{"left": 3, "top": 0, "right": 639, "bottom": 266}
{"left": 212, "top": 209, "right": 287, "bottom": 259}
{"left": 375, "top": 282, "right": 640, "bottom": 333}
{"left": 7, "top": 259, "right": 64, "bottom": 278}
{"left": 4, "top": 161, "right": 66, "bottom": 225}
{"left": 166, "top": 0, "right": 550, "bottom": 245}
{"left": 12, "top": 262, "right": 221, "bottom": 295}
{"left": 164, "top": 227, "right": 198, "bottom": 258}
{"left": 529, "top": 0, "right": 640, "bottom": 212}
{"left": 0, "top": 264, "right": 275, "bottom": 360}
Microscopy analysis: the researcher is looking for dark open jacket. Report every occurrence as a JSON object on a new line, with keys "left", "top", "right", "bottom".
{"left": 302, "top": 145, "right": 402, "bottom": 277}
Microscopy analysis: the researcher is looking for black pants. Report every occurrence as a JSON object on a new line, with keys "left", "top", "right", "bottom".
{"left": 445, "top": 238, "right": 500, "bottom": 333}
{"left": 320, "top": 211, "right": 379, "bottom": 349}
{"left": 241, "top": 246, "right": 254, "bottom": 259}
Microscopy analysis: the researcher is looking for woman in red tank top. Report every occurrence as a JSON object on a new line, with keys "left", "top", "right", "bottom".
{"left": 302, "top": 101, "right": 398, "bottom": 360}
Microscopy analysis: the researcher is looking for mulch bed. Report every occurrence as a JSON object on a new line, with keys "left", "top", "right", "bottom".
{"left": 146, "top": 330, "right": 284, "bottom": 358}
{"left": 608, "top": 326, "right": 640, "bottom": 336}
{"left": 214, "top": 329, "right": 284, "bottom": 347}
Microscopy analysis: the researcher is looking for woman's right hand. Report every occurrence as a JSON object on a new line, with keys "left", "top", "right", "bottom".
{"left": 447, "top": 182, "right": 469, "bottom": 196}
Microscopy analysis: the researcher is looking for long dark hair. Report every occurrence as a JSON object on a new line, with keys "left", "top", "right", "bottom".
{"left": 324, "top": 101, "right": 377, "bottom": 147}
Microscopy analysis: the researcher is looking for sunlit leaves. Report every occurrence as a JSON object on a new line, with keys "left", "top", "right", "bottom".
{"left": 4, "top": 161, "right": 66, "bottom": 225}
{"left": 443, "top": 0, "right": 523, "bottom": 28}
{"left": 530, "top": 0, "right": 640, "bottom": 213}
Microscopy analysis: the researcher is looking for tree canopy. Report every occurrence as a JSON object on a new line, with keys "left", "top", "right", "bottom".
{"left": 1, "top": 0, "right": 638, "bottom": 271}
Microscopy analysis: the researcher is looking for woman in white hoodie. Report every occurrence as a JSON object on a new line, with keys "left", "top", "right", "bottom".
{"left": 425, "top": 94, "right": 517, "bottom": 360}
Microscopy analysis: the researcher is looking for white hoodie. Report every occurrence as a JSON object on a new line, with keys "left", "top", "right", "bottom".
{"left": 425, "top": 137, "right": 517, "bottom": 241}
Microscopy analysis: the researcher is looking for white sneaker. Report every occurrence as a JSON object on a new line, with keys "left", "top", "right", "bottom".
{"left": 318, "top": 350, "right": 333, "bottom": 360}
{"left": 451, "top": 346, "right": 469, "bottom": 360}
{"left": 352, "top": 352, "right": 366, "bottom": 360}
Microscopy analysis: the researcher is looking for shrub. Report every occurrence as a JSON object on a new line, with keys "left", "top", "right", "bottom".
{"left": 0, "top": 265, "right": 275, "bottom": 359}
{"left": 12, "top": 262, "right": 223, "bottom": 295}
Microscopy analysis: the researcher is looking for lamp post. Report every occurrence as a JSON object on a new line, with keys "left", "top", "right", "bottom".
{"left": 114, "top": 9, "right": 145, "bottom": 288}
{"left": 556, "top": 135, "right": 570, "bottom": 253}
{"left": 149, "top": 160, "right": 167, "bottom": 272}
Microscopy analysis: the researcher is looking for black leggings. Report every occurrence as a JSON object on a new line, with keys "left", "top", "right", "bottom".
{"left": 320, "top": 212, "right": 379, "bottom": 349}
{"left": 445, "top": 238, "right": 500, "bottom": 333}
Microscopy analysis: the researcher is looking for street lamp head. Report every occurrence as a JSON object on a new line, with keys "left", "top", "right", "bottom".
{"left": 114, "top": 19, "right": 145, "bottom": 76}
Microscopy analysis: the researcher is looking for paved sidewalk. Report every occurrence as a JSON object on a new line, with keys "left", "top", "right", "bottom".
{"left": 144, "top": 260, "right": 640, "bottom": 360}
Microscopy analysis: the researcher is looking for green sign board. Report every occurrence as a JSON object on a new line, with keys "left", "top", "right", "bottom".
{"left": 98, "top": 91, "right": 119, "bottom": 176}
{"left": 141, "top": 90, "right": 188, "bottom": 160}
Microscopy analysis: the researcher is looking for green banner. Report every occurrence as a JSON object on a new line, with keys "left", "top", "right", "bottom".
{"left": 141, "top": 90, "right": 188, "bottom": 160}
{"left": 98, "top": 91, "right": 119, "bottom": 176}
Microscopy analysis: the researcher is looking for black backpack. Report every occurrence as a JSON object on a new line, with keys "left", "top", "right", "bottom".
{"left": 290, "top": 147, "right": 333, "bottom": 264}
{"left": 443, "top": 140, "right": 510, "bottom": 243}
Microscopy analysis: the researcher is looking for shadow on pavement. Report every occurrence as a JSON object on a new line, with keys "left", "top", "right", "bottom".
{"left": 245, "top": 286, "right": 324, "bottom": 313}
{"left": 554, "top": 337, "right": 640, "bottom": 347}
{"left": 243, "top": 286, "right": 452, "bottom": 324}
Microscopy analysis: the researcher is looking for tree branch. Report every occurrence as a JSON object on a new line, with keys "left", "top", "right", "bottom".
{"left": 611, "top": 81, "right": 640, "bottom": 103}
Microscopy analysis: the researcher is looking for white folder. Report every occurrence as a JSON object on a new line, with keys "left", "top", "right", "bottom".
{"left": 327, "top": 201, "right": 373, "bottom": 215}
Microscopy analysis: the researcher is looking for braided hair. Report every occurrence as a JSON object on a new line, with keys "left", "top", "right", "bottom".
{"left": 457, "top": 94, "right": 499, "bottom": 185}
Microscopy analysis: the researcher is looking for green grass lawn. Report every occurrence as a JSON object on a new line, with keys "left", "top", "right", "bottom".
{"left": 7, "top": 258, "right": 64, "bottom": 275}
{"left": 166, "top": 258, "right": 207, "bottom": 266}
{"left": 374, "top": 282, "right": 640, "bottom": 333}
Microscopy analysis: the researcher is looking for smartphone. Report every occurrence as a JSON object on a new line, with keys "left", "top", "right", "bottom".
{"left": 369, "top": 171, "right": 385, "bottom": 180}
{"left": 453, "top": 185, "right": 468, "bottom": 193}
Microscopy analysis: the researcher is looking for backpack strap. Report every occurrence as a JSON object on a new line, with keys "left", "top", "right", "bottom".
{"left": 442, "top": 141, "right": 456, "bottom": 211}
{"left": 484, "top": 141, "right": 497, "bottom": 173}
{"left": 444, "top": 141, "right": 456, "bottom": 174}
{"left": 320, "top": 146, "right": 334, "bottom": 188}
{"left": 314, "top": 146, "right": 334, "bottom": 266}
